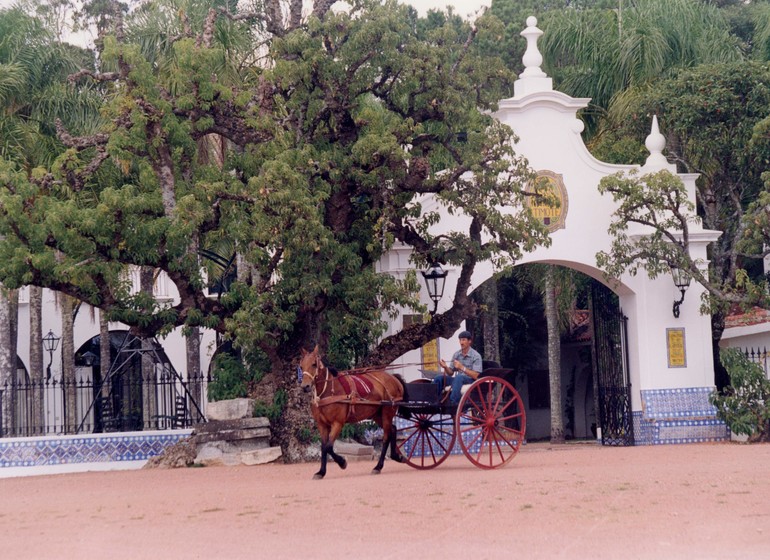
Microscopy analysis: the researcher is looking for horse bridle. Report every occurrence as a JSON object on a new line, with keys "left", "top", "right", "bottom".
{"left": 302, "top": 354, "right": 330, "bottom": 401}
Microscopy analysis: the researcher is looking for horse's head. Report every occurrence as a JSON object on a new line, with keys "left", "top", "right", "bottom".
{"left": 299, "top": 345, "right": 324, "bottom": 393}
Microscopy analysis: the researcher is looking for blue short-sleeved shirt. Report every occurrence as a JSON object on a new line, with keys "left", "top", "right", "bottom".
{"left": 450, "top": 347, "right": 483, "bottom": 374}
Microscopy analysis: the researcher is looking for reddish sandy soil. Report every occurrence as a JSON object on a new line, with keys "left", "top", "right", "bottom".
{"left": 1, "top": 441, "right": 769, "bottom": 560}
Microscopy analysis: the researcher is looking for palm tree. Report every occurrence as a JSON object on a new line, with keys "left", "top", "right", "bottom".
{"left": 497, "top": 264, "right": 589, "bottom": 442}
{"left": 477, "top": 279, "right": 500, "bottom": 364}
{"left": 140, "top": 267, "right": 157, "bottom": 429}
{"left": 0, "top": 7, "right": 97, "bottom": 171}
{"left": 538, "top": 0, "right": 743, "bottom": 134}
{"left": 545, "top": 266, "right": 564, "bottom": 443}
{"left": 1, "top": 6, "right": 101, "bottom": 435}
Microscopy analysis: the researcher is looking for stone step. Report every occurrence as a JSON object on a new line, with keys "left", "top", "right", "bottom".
{"left": 193, "top": 417, "right": 269, "bottom": 434}
{"left": 241, "top": 447, "right": 283, "bottom": 466}
{"left": 206, "top": 398, "right": 256, "bottom": 421}
{"left": 194, "top": 427, "right": 271, "bottom": 444}
{"left": 194, "top": 445, "right": 283, "bottom": 467}
{"left": 335, "top": 441, "right": 374, "bottom": 461}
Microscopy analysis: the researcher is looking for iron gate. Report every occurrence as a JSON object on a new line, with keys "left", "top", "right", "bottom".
{"left": 590, "top": 283, "right": 634, "bottom": 446}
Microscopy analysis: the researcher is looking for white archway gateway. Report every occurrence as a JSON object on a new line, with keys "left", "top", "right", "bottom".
{"left": 381, "top": 17, "right": 728, "bottom": 445}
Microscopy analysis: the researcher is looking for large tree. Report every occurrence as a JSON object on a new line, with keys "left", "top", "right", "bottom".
{"left": 594, "top": 62, "right": 770, "bottom": 388}
{"left": 0, "top": 0, "right": 551, "bottom": 458}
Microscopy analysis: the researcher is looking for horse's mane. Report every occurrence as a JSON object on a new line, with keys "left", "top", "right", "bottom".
{"left": 321, "top": 356, "right": 339, "bottom": 377}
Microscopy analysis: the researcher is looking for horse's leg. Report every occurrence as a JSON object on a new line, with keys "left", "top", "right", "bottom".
{"left": 325, "top": 420, "right": 348, "bottom": 471}
{"left": 385, "top": 407, "right": 405, "bottom": 463}
{"left": 372, "top": 407, "right": 403, "bottom": 474}
{"left": 314, "top": 423, "right": 331, "bottom": 480}
{"left": 389, "top": 423, "right": 404, "bottom": 462}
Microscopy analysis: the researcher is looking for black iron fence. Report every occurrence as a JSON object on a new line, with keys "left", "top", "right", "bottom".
{"left": 0, "top": 371, "right": 208, "bottom": 438}
{"left": 740, "top": 347, "right": 769, "bottom": 378}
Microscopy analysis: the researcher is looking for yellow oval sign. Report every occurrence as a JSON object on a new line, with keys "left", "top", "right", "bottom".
{"left": 527, "top": 170, "right": 568, "bottom": 232}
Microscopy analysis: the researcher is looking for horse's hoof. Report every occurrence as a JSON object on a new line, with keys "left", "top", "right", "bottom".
{"left": 371, "top": 468, "right": 382, "bottom": 475}
{"left": 391, "top": 454, "right": 405, "bottom": 464}
{"left": 313, "top": 473, "right": 324, "bottom": 480}
{"left": 340, "top": 458, "right": 348, "bottom": 470}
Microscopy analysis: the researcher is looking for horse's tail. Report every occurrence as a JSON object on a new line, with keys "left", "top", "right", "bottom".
{"left": 393, "top": 373, "right": 407, "bottom": 400}
{"left": 392, "top": 373, "right": 409, "bottom": 420}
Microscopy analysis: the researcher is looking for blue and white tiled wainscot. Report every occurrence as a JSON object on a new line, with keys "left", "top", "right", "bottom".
{"left": 634, "top": 387, "right": 730, "bottom": 445}
{"left": 0, "top": 429, "right": 192, "bottom": 477}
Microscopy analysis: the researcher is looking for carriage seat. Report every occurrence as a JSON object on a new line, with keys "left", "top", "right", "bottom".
{"left": 458, "top": 361, "right": 502, "bottom": 395}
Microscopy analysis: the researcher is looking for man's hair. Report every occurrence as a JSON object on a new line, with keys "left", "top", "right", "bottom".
{"left": 458, "top": 330, "right": 472, "bottom": 340}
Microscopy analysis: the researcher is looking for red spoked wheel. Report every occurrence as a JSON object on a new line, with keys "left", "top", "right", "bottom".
{"left": 456, "top": 377, "right": 526, "bottom": 469}
{"left": 395, "top": 411, "right": 456, "bottom": 469}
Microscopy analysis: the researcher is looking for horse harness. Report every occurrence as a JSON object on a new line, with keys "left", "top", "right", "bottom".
{"left": 301, "top": 355, "right": 399, "bottom": 420}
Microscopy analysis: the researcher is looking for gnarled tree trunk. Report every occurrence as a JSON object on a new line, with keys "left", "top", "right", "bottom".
{"left": 0, "top": 286, "right": 13, "bottom": 435}
{"left": 61, "top": 295, "right": 77, "bottom": 433}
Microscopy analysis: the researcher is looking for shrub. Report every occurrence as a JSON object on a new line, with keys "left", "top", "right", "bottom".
{"left": 208, "top": 353, "right": 256, "bottom": 401}
{"left": 340, "top": 420, "right": 379, "bottom": 444}
{"left": 253, "top": 388, "right": 287, "bottom": 423}
{"left": 710, "top": 348, "right": 770, "bottom": 442}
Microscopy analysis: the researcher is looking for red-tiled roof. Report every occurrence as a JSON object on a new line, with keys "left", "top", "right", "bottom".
{"left": 725, "top": 307, "right": 770, "bottom": 329}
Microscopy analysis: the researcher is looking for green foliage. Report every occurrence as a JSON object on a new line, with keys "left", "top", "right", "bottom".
{"left": 596, "top": 170, "right": 696, "bottom": 281}
{"left": 340, "top": 420, "right": 378, "bottom": 443}
{"left": 208, "top": 352, "right": 260, "bottom": 401}
{"left": 710, "top": 348, "right": 770, "bottom": 441}
{"left": 594, "top": 62, "right": 770, "bottom": 315}
{"left": 0, "top": 7, "right": 100, "bottom": 168}
{"left": 539, "top": 0, "right": 743, "bottom": 114}
{"left": 253, "top": 388, "right": 287, "bottom": 424}
{"left": 295, "top": 425, "right": 319, "bottom": 444}
{"left": 495, "top": 268, "right": 548, "bottom": 381}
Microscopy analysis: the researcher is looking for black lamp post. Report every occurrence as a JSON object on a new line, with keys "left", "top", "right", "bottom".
{"left": 422, "top": 262, "right": 448, "bottom": 315}
{"left": 671, "top": 265, "right": 691, "bottom": 318}
{"left": 81, "top": 350, "right": 98, "bottom": 367}
{"left": 42, "top": 330, "right": 61, "bottom": 381}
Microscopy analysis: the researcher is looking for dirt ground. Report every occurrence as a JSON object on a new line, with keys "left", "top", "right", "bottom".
{"left": 1, "top": 441, "right": 768, "bottom": 560}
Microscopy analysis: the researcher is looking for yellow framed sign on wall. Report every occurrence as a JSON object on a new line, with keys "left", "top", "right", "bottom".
{"left": 666, "top": 328, "right": 687, "bottom": 368}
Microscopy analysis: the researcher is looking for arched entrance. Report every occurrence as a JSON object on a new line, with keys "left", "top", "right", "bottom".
{"left": 468, "top": 265, "right": 633, "bottom": 444}
{"left": 74, "top": 331, "right": 205, "bottom": 433}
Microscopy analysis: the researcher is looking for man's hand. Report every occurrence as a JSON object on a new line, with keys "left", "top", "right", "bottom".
{"left": 453, "top": 360, "right": 477, "bottom": 379}
{"left": 440, "top": 359, "right": 453, "bottom": 376}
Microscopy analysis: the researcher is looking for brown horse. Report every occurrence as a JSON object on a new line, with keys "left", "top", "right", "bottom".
{"left": 299, "top": 345, "right": 406, "bottom": 479}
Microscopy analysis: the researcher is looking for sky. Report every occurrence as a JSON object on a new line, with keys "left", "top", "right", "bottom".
{"left": 407, "top": 0, "right": 489, "bottom": 16}
{"left": 0, "top": 0, "right": 490, "bottom": 16}
{"left": 0, "top": 0, "right": 491, "bottom": 46}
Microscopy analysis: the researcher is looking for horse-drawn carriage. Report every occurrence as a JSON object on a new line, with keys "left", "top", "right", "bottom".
{"left": 395, "top": 361, "right": 526, "bottom": 470}
{"left": 299, "top": 346, "right": 526, "bottom": 478}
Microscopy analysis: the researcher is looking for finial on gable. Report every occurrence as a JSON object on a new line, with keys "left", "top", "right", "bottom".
{"left": 520, "top": 17, "right": 546, "bottom": 79}
{"left": 513, "top": 16, "right": 553, "bottom": 98}
{"left": 642, "top": 115, "right": 675, "bottom": 172}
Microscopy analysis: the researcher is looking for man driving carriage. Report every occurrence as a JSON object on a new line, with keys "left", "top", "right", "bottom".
{"left": 433, "top": 330, "right": 483, "bottom": 405}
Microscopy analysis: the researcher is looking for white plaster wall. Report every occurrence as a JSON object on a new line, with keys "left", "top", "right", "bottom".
{"left": 720, "top": 328, "right": 770, "bottom": 351}
{"left": 13, "top": 285, "right": 216, "bottom": 383}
